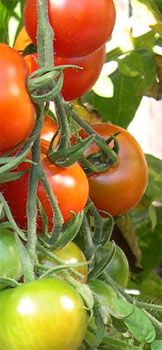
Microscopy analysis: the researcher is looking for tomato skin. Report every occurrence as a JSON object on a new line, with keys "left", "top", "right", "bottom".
{"left": 78, "top": 123, "right": 148, "bottom": 216}
{"left": 0, "top": 141, "right": 89, "bottom": 232}
{"left": 0, "top": 43, "right": 36, "bottom": 154}
{"left": 0, "top": 278, "right": 88, "bottom": 350}
{"left": 0, "top": 228, "right": 22, "bottom": 289}
{"left": 103, "top": 241, "right": 129, "bottom": 288}
{"left": 24, "top": 0, "right": 116, "bottom": 57}
{"left": 39, "top": 241, "right": 88, "bottom": 283}
{"left": 40, "top": 115, "right": 58, "bottom": 143}
{"left": 54, "top": 46, "right": 106, "bottom": 101}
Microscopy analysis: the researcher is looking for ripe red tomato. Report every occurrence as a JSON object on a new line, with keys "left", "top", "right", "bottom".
{"left": 0, "top": 278, "right": 88, "bottom": 350}
{"left": 39, "top": 241, "right": 88, "bottom": 283}
{"left": 0, "top": 141, "right": 89, "bottom": 232}
{"left": 24, "top": 0, "right": 116, "bottom": 57}
{"left": 19, "top": 46, "right": 106, "bottom": 101}
{"left": 0, "top": 43, "right": 36, "bottom": 154}
{"left": 14, "top": 27, "right": 106, "bottom": 101}
{"left": 40, "top": 115, "right": 58, "bottom": 143}
{"left": 78, "top": 123, "right": 148, "bottom": 216}
{"left": 56, "top": 46, "right": 106, "bottom": 101}
{"left": 0, "top": 228, "right": 22, "bottom": 289}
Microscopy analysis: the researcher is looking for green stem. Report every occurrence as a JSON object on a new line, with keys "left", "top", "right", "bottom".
{"left": 26, "top": 137, "right": 41, "bottom": 265}
{"left": 53, "top": 94, "right": 71, "bottom": 149}
{"left": 68, "top": 105, "right": 118, "bottom": 164}
{"left": 37, "top": 0, "right": 54, "bottom": 67}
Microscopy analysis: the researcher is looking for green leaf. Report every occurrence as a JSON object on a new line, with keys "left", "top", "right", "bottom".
{"left": 129, "top": 206, "right": 162, "bottom": 277}
{"left": 85, "top": 49, "right": 156, "bottom": 128}
{"left": 144, "top": 154, "right": 162, "bottom": 203}
{"left": 151, "top": 340, "right": 162, "bottom": 350}
{"left": 112, "top": 299, "right": 156, "bottom": 343}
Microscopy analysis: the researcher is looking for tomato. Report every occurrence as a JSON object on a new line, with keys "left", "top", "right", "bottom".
{"left": 0, "top": 43, "right": 36, "bottom": 154}
{"left": 78, "top": 123, "right": 148, "bottom": 216}
{"left": 0, "top": 278, "right": 88, "bottom": 350}
{"left": 55, "top": 46, "right": 106, "bottom": 100}
{"left": 39, "top": 241, "right": 88, "bottom": 283}
{"left": 19, "top": 47, "right": 105, "bottom": 101}
{"left": 40, "top": 115, "right": 58, "bottom": 143}
{"left": 0, "top": 141, "right": 89, "bottom": 232}
{"left": 103, "top": 241, "right": 129, "bottom": 288}
{"left": 24, "top": 0, "right": 116, "bottom": 57}
{"left": 14, "top": 26, "right": 106, "bottom": 100}
{"left": 0, "top": 228, "right": 22, "bottom": 289}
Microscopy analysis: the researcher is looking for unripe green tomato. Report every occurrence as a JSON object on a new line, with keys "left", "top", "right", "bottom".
{"left": 0, "top": 278, "right": 88, "bottom": 350}
{"left": 0, "top": 228, "right": 22, "bottom": 289}
{"left": 105, "top": 242, "right": 129, "bottom": 288}
{"left": 39, "top": 241, "right": 88, "bottom": 283}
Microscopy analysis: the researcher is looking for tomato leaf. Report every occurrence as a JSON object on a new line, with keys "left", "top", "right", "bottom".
{"left": 112, "top": 299, "right": 156, "bottom": 343}
{"left": 151, "top": 340, "right": 162, "bottom": 350}
{"left": 144, "top": 154, "right": 162, "bottom": 203}
{"left": 84, "top": 49, "right": 156, "bottom": 128}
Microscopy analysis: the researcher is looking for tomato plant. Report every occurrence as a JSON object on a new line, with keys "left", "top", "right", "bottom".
{"left": 0, "top": 228, "right": 22, "bottom": 289}
{"left": 39, "top": 241, "right": 88, "bottom": 283}
{"left": 0, "top": 141, "right": 89, "bottom": 232}
{"left": 103, "top": 241, "right": 129, "bottom": 288}
{"left": 78, "top": 123, "right": 148, "bottom": 216}
{"left": 0, "top": 43, "right": 36, "bottom": 154}
{"left": 24, "top": 0, "right": 116, "bottom": 57}
{"left": 0, "top": 278, "right": 88, "bottom": 350}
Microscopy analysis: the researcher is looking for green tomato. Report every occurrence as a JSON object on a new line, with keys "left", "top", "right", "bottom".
{"left": 104, "top": 242, "right": 129, "bottom": 288}
{"left": 0, "top": 278, "right": 88, "bottom": 350}
{"left": 0, "top": 228, "right": 22, "bottom": 289}
{"left": 39, "top": 241, "right": 88, "bottom": 283}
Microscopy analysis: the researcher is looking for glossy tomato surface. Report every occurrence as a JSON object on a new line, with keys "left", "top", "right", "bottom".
{"left": 39, "top": 241, "right": 88, "bottom": 283}
{"left": 0, "top": 43, "right": 36, "bottom": 154}
{"left": 0, "top": 278, "right": 88, "bottom": 350}
{"left": 103, "top": 241, "right": 129, "bottom": 288}
{"left": 79, "top": 123, "right": 148, "bottom": 216}
{"left": 0, "top": 141, "right": 89, "bottom": 232}
{"left": 0, "top": 228, "right": 22, "bottom": 289}
{"left": 17, "top": 45, "right": 106, "bottom": 101}
{"left": 24, "top": 0, "right": 116, "bottom": 57}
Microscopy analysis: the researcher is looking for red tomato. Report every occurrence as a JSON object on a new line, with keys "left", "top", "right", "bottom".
{"left": 78, "top": 123, "right": 148, "bottom": 216}
{"left": 0, "top": 278, "right": 88, "bottom": 350}
{"left": 20, "top": 46, "right": 105, "bottom": 101}
{"left": 0, "top": 43, "right": 36, "bottom": 154}
{"left": 40, "top": 115, "right": 58, "bottom": 143}
{"left": 24, "top": 0, "right": 116, "bottom": 57}
{"left": 14, "top": 27, "right": 106, "bottom": 100}
{"left": 39, "top": 241, "right": 88, "bottom": 283}
{"left": 0, "top": 141, "right": 89, "bottom": 232}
